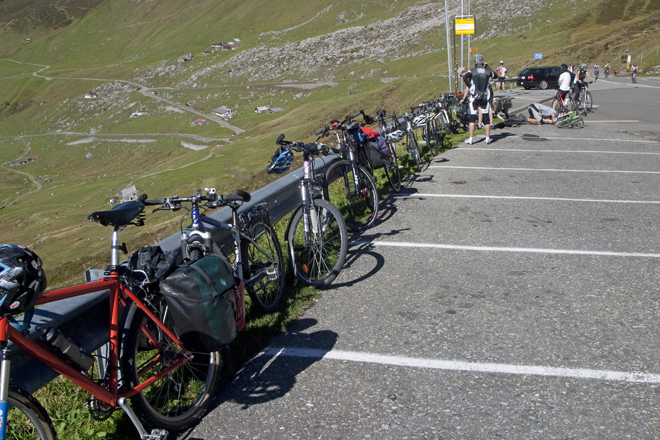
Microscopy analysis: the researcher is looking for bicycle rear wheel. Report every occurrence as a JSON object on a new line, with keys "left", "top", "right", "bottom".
{"left": 4, "top": 385, "right": 56, "bottom": 440}
{"left": 383, "top": 141, "right": 402, "bottom": 192}
{"left": 242, "top": 217, "right": 285, "bottom": 313}
{"left": 122, "top": 296, "right": 221, "bottom": 433}
{"left": 287, "top": 199, "right": 348, "bottom": 287}
{"left": 325, "top": 161, "right": 378, "bottom": 232}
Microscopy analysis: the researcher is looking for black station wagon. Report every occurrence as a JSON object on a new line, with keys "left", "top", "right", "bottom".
{"left": 516, "top": 66, "right": 562, "bottom": 90}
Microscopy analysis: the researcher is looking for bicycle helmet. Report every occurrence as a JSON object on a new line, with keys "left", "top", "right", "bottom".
{"left": 0, "top": 244, "right": 46, "bottom": 314}
{"left": 561, "top": 63, "right": 569, "bottom": 71}
{"left": 473, "top": 53, "right": 484, "bottom": 64}
{"left": 385, "top": 130, "right": 404, "bottom": 143}
{"left": 412, "top": 114, "right": 429, "bottom": 129}
{"left": 266, "top": 146, "right": 294, "bottom": 174}
{"left": 580, "top": 63, "right": 587, "bottom": 69}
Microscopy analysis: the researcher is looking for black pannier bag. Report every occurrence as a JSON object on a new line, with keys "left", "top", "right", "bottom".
{"left": 159, "top": 254, "right": 237, "bottom": 352}
{"left": 366, "top": 140, "right": 386, "bottom": 169}
{"left": 127, "top": 245, "right": 178, "bottom": 282}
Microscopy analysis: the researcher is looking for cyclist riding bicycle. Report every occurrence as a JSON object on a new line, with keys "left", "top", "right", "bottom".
{"left": 631, "top": 63, "right": 638, "bottom": 82}
{"left": 605, "top": 62, "right": 610, "bottom": 77}
{"left": 594, "top": 63, "right": 600, "bottom": 79}
{"left": 553, "top": 63, "right": 573, "bottom": 113}
{"left": 572, "top": 63, "right": 594, "bottom": 101}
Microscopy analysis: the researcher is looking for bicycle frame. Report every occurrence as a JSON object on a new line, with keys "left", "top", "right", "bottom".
{"left": 0, "top": 270, "right": 192, "bottom": 407}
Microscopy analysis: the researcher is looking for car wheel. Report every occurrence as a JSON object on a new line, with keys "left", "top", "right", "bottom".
{"left": 539, "top": 80, "right": 548, "bottom": 90}
{"left": 524, "top": 87, "right": 531, "bottom": 90}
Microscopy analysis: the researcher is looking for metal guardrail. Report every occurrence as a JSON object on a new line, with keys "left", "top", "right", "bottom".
{"left": 11, "top": 154, "right": 340, "bottom": 394}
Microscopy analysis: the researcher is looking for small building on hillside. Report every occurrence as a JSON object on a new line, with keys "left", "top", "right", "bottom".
{"left": 255, "top": 105, "right": 271, "bottom": 114}
{"left": 202, "top": 49, "right": 213, "bottom": 55}
{"left": 213, "top": 106, "right": 235, "bottom": 118}
{"left": 177, "top": 53, "right": 193, "bottom": 62}
{"left": 83, "top": 91, "right": 98, "bottom": 99}
{"left": 23, "top": 38, "right": 32, "bottom": 43}
{"left": 119, "top": 185, "right": 139, "bottom": 202}
{"left": 193, "top": 119, "right": 208, "bottom": 125}
{"left": 26, "top": 156, "right": 37, "bottom": 162}
{"left": 10, "top": 159, "right": 26, "bottom": 165}
{"left": 212, "top": 42, "right": 224, "bottom": 48}
{"left": 222, "top": 44, "right": 238, "bottom": 51}
{"left": 232, "top": 38, "right": 241, "bottom": 43}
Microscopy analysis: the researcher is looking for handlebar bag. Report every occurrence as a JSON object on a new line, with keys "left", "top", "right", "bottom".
{"left": 159, "top": 254, "right": 237, "bottom": 352}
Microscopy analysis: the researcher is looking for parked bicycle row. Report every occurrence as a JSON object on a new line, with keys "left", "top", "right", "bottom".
{"left": 0, "top": 87, "right": 480, "bottom": 439}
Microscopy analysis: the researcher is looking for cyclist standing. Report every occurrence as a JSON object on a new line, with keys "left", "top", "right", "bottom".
{"left": 460, "top": 54, "right": 497, "bottom": 144}
{"left": 631, "top": 63, "right": 638, "bottom": 83}
{"left": 553, "top": 63, "right": 573, "bottom": 113}
{"left": 496, "top": 61, "right": 507, "bottom": 92}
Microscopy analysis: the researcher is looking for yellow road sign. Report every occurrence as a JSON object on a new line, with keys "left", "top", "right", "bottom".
{"left": 455, "top": 17, "right": 475, "bottom": 35}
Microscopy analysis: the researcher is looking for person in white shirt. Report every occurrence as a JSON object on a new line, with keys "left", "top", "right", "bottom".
{"left": 496, "top": 61, "right": 507, "bottom": 92}
{"left": 553, "top": 63, "right": 572, "bottom": 112}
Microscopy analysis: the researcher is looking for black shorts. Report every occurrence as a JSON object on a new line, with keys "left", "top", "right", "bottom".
{"left": 498, "top": 76, "right": 505, "bottom": 82}
{"left": 558, "top": 89, "right": 569, "bottom": 100}
{"left": 469, "top": 113, "right": 491, "bottom": 124}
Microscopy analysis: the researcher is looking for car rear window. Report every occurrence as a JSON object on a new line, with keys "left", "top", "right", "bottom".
{"left": 519, "top": 69, "right": 533, "bottom": 76}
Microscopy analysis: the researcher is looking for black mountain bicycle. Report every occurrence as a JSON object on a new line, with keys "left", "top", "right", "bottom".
{"left": 323, "top": 112, "right": 380, "bottom": 231}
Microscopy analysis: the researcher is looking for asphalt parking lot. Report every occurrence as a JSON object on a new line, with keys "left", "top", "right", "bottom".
{"left": 188, "top": 76, "right": 660, "bottom": 440}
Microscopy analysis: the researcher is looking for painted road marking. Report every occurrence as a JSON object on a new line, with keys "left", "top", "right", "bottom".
{"left": 393, "top": 193, "right": 660, "bottom": 205}
{"left": 460, "top": 148, "right": 660, "bottom": 155}
{"left": 263, "top": 347, "right": 660, "bottom": 384}
{"left": 349, "top": 240, "right": 660, "bottom": 259}
{"left": 429, "top": 166, "right": 660, "bottom": 175}
{"left": 582, "top": 120, "right": 639, "bottom": 123}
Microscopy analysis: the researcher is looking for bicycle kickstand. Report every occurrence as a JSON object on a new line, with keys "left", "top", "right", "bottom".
{"left": 118, "top": 397, "right": 169, "bottom": 440}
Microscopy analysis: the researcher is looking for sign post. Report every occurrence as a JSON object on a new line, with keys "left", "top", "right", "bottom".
{"left": 534, "top": 52, "right": 543, "bottom": 67}
{"left": 454, "top": 15, "right": 476, "bottom": 92}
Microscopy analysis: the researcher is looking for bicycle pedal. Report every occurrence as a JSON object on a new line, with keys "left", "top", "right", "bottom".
{"left": 144, "top": 430, "right": 168, "bottom": 440}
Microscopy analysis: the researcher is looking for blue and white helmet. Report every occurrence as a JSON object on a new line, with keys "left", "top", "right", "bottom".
{"left": 385, "top": 130, "right": 404, "bottom": 143}
{"left": 266, "top": 147, "right": 294, "bottom": 174}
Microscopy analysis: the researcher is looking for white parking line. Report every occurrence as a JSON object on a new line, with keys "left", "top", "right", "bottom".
{"left": 429, "top": 166, "right": 660, "bottom": 174}
{"left": 349, "top": 240, "right": 660, "bottom": 259}
{"left": 540, "top": 136, "right": 659, "bottom": 143}
{"left": 460, "top": 148, "right": 660, "bottom": 155}
{"left": 263, "top": 347, "right": 660, "bottom": 384}
{"left": 394, "top": 193, "right": 660, "bottom": 205}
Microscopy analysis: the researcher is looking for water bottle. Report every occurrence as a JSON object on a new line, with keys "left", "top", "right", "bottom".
{"left": 37, "top": 326, "right": 95, "bottom": 371}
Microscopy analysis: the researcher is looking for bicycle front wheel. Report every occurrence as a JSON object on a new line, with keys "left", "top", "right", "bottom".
{"left": 122, "top": 297, "right": 221, "bottom": 432}
{"left": 242, "top": 218, "right": 285, "bottom": 313}
{"left": 584, "top": 91, "right": 593, "bottom": 112}
{"left": 325, "top": 161, "right": 378, "bottom": 232}
{"left": 287, "top": 199, "right": 348, "bottom": 287}
{"left": 407, "top": 131, "right": 421, "bottom": 172}
{"left": 383, "top": 141, "right": 402, "bottom": 192}
{"left": 4, "top": 385, "right": 56, "bottom": 440}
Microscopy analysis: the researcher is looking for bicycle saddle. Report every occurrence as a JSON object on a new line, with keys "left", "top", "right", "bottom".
{"left": 88, "top": 199, "right": 145, "bottom": 227}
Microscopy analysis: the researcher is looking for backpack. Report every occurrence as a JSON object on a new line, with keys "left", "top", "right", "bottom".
{"left": 127, "top": 245, "right": 178, "bottom": 282}
{"left": 470, "top": 67, "right": 490, "bottom": 101}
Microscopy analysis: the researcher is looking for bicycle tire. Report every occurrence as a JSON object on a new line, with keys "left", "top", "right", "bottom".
{"left": 423, "top": 124, "right": 441, "bottom": 157}
{"left": 324, "top": 160, "right": 378, "bottom": 232}
{"left": 383, "top": 141, "right": 402, "bottom": 192}
{"left": 121, "top": 297, "right": 221, "bottom": 433}
{"left": 3, "top": 385, "right": 57, "bottom": 440}
{"left": 585, "top": 91, "right": 593, "bottom": 112}
{"left": 241, "top": 217, "right": 285, "bottom": 313}
{"left": 407, "top": 131, "right": 421, "bottom": 172}
{"left": 287, "top": 199, "right": 348, "bottom": 287}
